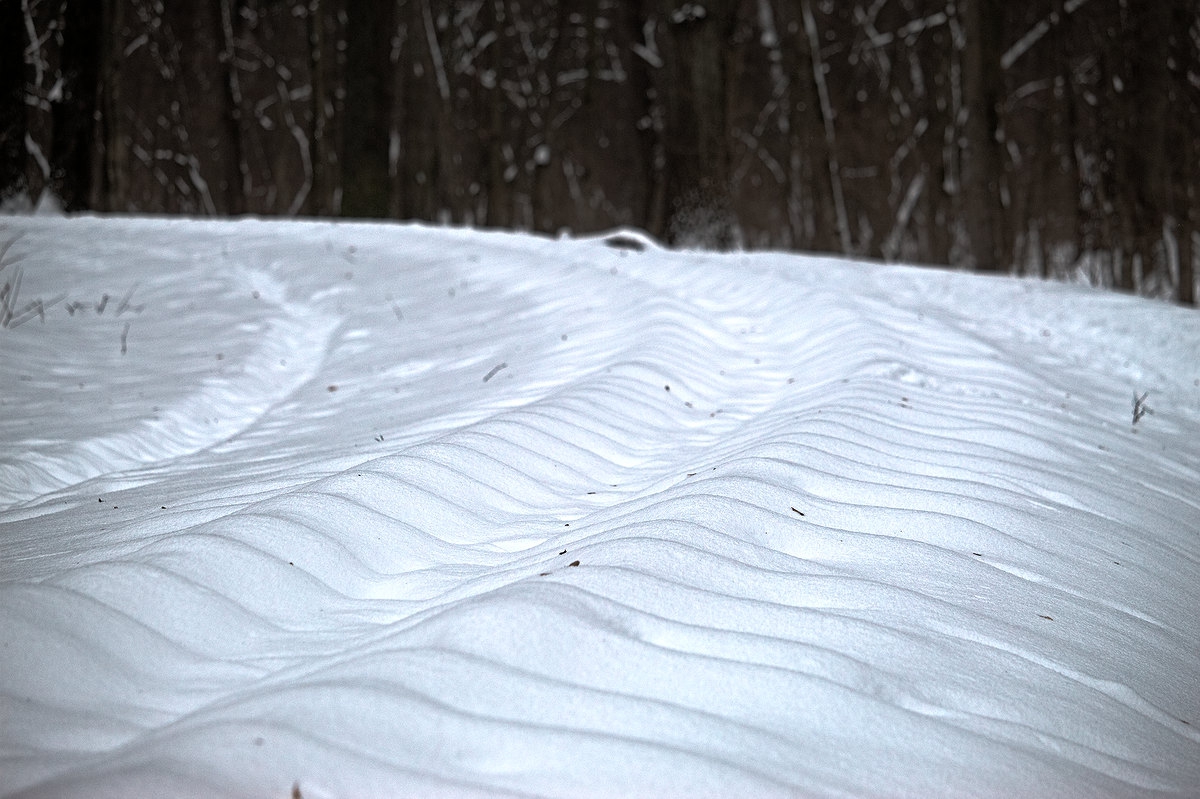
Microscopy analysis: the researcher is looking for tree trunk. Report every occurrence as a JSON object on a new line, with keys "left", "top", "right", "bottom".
{"left": 1124, "top": 3, "right": 1172, "bottom": 294}
{"left": 96, "top": 0, "right": 128, "bottom": 210}
{"left": 1178, "top": 225, "right": 1196, "bottom": 306}
{"left": 308, "top": 0, "right": 346, "bottom": 216}
{"left": 800, "top": 0, "right": 851, "bottom": 254}
{"left": 0, "top": 0, "right": 26, "bottom": 200}
{"left": 217, "top": 0, "right": 247, "bottom": 215}
{"left": 959, "top": 0, "right": 1006, "bottom": 271}
{"left": 656, "top": 0, "right": 739, "bottom": 248}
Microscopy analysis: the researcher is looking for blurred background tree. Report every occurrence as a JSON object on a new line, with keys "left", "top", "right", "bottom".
{"left": 2, "top": 0, "right": 1196, "bottom": 304}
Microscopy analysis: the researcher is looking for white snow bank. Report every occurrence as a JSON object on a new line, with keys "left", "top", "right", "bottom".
{"left": 1, "top": 216, "right": 1198, "bottom": 798}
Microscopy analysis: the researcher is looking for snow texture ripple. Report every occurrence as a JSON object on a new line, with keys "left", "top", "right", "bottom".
{"left": 1, "top": 217, "right": 1198, "bottom": 798}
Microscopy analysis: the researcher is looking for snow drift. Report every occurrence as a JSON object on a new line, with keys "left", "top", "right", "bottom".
{"left": 1, "top": 216, "right": 1198, "bottom": 797}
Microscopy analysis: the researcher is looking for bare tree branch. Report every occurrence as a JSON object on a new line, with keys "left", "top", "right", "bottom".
{"left": 802, "top": 0, "right": 852, "bottom": 252}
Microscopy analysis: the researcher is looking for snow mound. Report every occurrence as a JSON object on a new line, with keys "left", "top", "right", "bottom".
{"left": 1, "top": 217, "right": 1198, "bottom": 798}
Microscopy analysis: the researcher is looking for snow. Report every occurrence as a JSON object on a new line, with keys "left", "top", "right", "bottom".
{"left": 1, "top": 215, "right": 1198, "bottom": 798}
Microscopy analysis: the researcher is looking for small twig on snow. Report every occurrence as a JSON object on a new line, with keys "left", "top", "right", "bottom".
{"left": 1132, "top": 391, "right": 1151, "bottom": 425}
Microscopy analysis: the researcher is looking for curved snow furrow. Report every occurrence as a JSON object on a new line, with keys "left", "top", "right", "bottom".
{"left": 915, "top": 621, "right": 1200, "bottom": 764}
{"left": 47, "top": 560, "right": 309, "bottom": 659}
{"left": 515, "top": 578, "right": 1188, "bottom": 786}
{"left": 138, "top": 694, "right": 800, "bottom": 799}
{"left": 219, "top": 585, "right": 1165, "bottom": 797}
{"left": 0, "top": 272, "right": 339, "bottom": 510}
{"left": 303, "top": 645, "right": 821, "bottom": 773}
{"left": 9, "top": 720, "right": 543, "bottom": 799}
{"left": 105, "top": 491, "right": 1180, "bottom": 782}
{"left": 774, "top": 405, "right": 1171, "bottom": 519}
{"left": 207, "top": 678, "right": 806, "bottom": 793}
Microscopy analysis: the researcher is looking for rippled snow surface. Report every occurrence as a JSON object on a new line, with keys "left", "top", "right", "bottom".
{"left": 2, "top": 217, "right": 1198, "bottom": 798}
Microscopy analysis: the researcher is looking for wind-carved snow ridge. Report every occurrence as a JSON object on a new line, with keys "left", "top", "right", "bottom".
{"left": 0, "top": 218, "right": 1198, "bottom": 798}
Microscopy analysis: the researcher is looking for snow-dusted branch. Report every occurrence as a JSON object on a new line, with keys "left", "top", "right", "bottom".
{"left": 422, "top": 0, "right": 451, "bottom": 103}
{"left": 278, "top": 81, "right": 312, "bottom": 215}
{"left": 24, "top": 134, "right": 51, "bottom": 180}
{"left": 882, "top": 172, "right": 925, "bottom": 260}
{"left": 22, "top": 0, "right": 49, "bottom": 91}
{"left": 732, "top": 128, "right": 785, "bottom": 185}
{"left": 21, "top": 0, "right": 68, "bottom": 112}
{"left": 756, "top": 0, "right": 788, "bottom": 105}
{"left": 1001, "top": 0, "right": 1092, "bottom": 70}
{"left": 632, "top": 18, "right": 662, "bottom": 68}
{"left": 856, "top": 10, "right": 950, "bottom": 50}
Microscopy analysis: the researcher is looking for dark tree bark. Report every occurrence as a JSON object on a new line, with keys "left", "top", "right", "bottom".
{"left": 217, "top": 0, "right": 248, "bottom": 215}
{"left": 1127, "top": 3, "right": 1172, "bottom": 283}
{"left": 1179, "top": 223, "right": 1196, "bottom": 307}
{"left": 0, "top": 0, "right": 27, "bottom": 202}
{"left": 91, "top": 0, "right": 125, "bottom": 211}
{"left": 342, "top": 0, "right": 392, "bottom": 218}
{"left": 54, "top": 2, "right": 101, "bottom": 210}
{"left": 654, "top": 0, "right": 739, "bottom": 247}
{"left": 93, "top": 1, "right": 232, "bottom": 213}
{"left": 1169, "top": 2, "right": 1198, "bottom": 305}
{"left": 383, "top": 0, "right": 407, "bottom": 219}
{"left": 307, "top": 0, "right": 346, "bottom": 216}
{"left": 959, "top": 0, "right": 1007, "bottom": 271}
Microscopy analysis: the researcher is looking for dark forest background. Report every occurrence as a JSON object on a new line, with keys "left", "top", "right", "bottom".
{"left": 2, "top": 0, "right": 1197, "bottom": 304}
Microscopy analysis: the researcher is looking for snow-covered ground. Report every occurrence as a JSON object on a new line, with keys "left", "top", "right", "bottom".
{"left": 1, "top": 216, "right": 1198, "bottom": 798}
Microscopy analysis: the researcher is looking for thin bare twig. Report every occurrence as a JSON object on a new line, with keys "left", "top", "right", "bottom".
{"left": 116, "top": 283, "right": 141, "bottom": 316}
{"left": 7, "top": 294, "right": 66, "bottom": 328}
{"left": 1, "top": 266, "right": 24, "bottom": 327}
{"left": 1132, "top": 391, "right": 1151, "bottom": 425}
{"left": 1001, "top": 0, "right": 1093, "bottom": 70}
{"left": 0, "top": 233, "right": 27, "bottom": 274}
